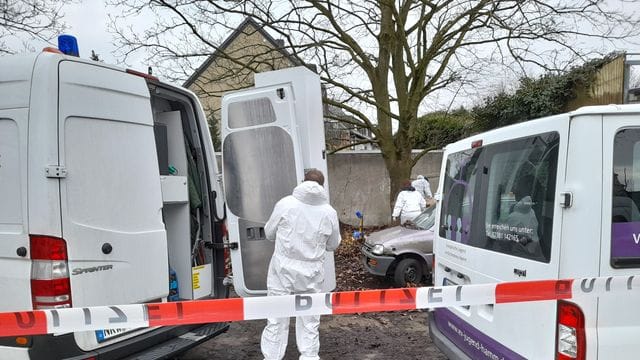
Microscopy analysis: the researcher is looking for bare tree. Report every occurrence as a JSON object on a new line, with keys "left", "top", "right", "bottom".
{"left": 0, "top": 0, "right": 72, "bottom": 54}
{"left": 110, "top": 0, "right": 640, "bottom": 207}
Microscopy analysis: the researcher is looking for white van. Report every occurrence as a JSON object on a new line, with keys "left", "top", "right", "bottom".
{"left": 0, "top": 41, "right": 328, "bottom": 358}
{"left": 430, "top": 105, "right": 640, "bottom": 360}
{"left": 0, "top": 47, "right": 230, "bottom": 359}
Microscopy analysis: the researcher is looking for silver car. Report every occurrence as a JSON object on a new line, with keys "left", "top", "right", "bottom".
{"left": 361, "top": 205, "right": 435, "bottom": 287}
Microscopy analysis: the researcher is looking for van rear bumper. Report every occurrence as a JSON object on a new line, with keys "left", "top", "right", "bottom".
{"left": 25, "top": 322, "right": 229, "bottom": 360}
{"left": 428, "top": 311, "right": 471, "bottom": 360}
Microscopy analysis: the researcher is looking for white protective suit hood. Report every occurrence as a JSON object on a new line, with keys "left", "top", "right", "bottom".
{"left": 292, "top": 181, "right": 329, "bottom": 206}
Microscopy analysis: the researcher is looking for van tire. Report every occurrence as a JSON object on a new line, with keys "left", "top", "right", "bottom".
{"left": 393, "top": 258, "right": 423, "bottom": 287}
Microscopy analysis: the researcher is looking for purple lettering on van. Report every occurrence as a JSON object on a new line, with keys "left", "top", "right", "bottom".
{"left": 611, "top": 222, "right": 640, "bottom": 258}
{"left": 434, "top": 308, "right": 526, "bottom": 360}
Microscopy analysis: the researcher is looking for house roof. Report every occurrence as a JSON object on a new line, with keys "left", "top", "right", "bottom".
{"left": 183, "top": 17, "right": 301, "bottom": 88}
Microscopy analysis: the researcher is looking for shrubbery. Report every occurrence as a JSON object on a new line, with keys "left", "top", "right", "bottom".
{"left": 414, "top": 53, "right": 621, "bottom": 148}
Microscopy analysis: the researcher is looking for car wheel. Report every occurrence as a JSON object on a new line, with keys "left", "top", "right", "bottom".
{"left": 393, "top": 258, "right": 423, "bottom": 287}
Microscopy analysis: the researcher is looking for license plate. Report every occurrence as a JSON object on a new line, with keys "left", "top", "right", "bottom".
{"left": 95, "top": 328, "right": 133, "bottom": 343}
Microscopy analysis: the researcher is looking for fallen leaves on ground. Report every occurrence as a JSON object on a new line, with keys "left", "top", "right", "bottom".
{"left": 335, "top": 223, "right": 393, "bottom": 292}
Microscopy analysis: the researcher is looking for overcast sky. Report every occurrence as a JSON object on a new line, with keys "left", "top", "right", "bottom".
{"left": 12, "top": 1, "right": 151, "bottom": 73}
{"left": 61, "top": 1, "right": 147, "bottom": 70}
{"left": 14, "top": 0, "right": 640, "bottom": 109}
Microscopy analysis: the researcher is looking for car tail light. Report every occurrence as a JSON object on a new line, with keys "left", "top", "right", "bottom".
{"left": 556, "top": 301, "right": 585, "bottom": 360}
{"left": 30, "top": 235, "right": 72, "bottom": 309}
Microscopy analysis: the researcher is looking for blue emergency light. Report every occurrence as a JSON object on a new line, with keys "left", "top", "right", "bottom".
{"left": 58, "top": 35, "right": 79, "bottom": 56}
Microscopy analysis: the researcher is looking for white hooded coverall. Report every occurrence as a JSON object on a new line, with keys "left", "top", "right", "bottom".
{"left": 392, "top": 189, "right": 426, "bottom": 224}
{"left": 261, "top": 181, "right": 341, "bottom": 360}
{"left": 411, "top": 175, "right": 432, "bottom": 200}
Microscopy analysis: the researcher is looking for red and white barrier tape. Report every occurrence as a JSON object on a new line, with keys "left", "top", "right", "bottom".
{"left": 1, "top": 275, "right": 636, "bottom": 337}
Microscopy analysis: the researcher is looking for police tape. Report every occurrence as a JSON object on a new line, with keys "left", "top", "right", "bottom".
{"left": 1, "top": 275, "right": 637, "bottom": 337}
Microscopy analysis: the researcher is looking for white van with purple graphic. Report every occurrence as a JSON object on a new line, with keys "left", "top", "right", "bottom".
{"left": 430, "top": 105, "right": 640, "bottom": 360}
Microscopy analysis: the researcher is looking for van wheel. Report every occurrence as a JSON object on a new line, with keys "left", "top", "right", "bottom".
{"left": 393, "top": 258, "right": 423, "bottom": 287}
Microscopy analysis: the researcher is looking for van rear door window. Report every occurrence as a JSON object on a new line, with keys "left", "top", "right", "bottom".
{"left": 439, "top": 149, "right": 481, "bottom": 244}
{"left": 440, "top": 132, "right": 559, "bottom": 263}
{"left": 611, "top": 128, "right": 640, "bottom": 268}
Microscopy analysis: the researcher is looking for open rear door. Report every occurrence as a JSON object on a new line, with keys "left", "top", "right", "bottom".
{"left": 222, "top": 67, "right": 334, "bottom": 297}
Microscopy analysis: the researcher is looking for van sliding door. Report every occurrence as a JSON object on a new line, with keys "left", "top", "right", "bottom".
{"left": 598, "top": 115, "right": 640, "bottom": 358}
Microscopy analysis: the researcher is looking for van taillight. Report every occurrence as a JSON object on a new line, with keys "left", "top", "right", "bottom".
{"left": 30, "top": 235, "right": 72, "bottom": 309}
{"left": 556, "top": 301, "right": 585, "bottom": 360}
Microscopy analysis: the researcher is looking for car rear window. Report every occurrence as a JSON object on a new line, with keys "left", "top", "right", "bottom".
{"left": 611, "top": 128, "right": 640, "bottom": 268}
{"left": 440, "top": 132, "right": 559, "bottom": 263}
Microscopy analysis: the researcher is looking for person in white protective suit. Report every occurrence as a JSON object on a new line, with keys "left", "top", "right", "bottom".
{"left": 261, "top": 169, "right": 341, "bottom": 360}
{"left": 411, "top": 175, "right": 433, "bottom": 200}
{"left": 392, "top": 180, "right": 426, "bottom": 224}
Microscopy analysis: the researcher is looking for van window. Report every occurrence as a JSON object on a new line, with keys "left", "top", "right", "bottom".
{"left": 611, "top": 128, "right": 640, "bottom": 267}
{"left": 439, "top": 149, "right": 481, "bottom": 244}
{"left": 228, "top": 98, "right": 276, "bottom": 129}
{"left": 440, "top": 132, "right": 559, "bottom": 262}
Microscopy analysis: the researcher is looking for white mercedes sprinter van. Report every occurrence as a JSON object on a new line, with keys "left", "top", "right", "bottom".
{"left": 430, "top": 105, "right": 640, "bottom": 359}
{"left": 0, "top": 48, "right": 230, "bottom": 359}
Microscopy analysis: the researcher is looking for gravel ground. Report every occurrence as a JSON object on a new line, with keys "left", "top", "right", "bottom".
{"left": 181, "top": 225, "right": 447, "bottom": 359}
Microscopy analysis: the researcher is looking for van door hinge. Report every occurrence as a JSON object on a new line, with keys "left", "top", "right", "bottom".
{"left": 45, "top": 166, "right": 67, "bottom": 178}
{"left": 207, "top": 242, "right": 238, "bottom": 250}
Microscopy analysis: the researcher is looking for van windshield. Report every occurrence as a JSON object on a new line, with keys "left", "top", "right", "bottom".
{"left": 440, "top": 132, "right": 559, "bottom": 263}
{"left": 611, "top": 128, "right": 640, "bottom": 267}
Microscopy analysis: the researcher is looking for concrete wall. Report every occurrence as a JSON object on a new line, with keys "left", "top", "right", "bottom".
{"left": 327, "top": 150, "right": 442, "bottom": 227}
